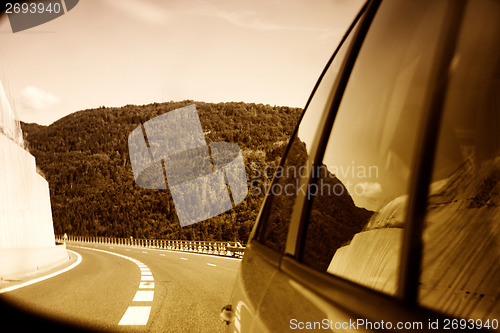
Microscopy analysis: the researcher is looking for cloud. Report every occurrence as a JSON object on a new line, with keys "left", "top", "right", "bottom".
{"left": 357, "top": 182, "right": 383, "bottom": 198}
{"left": 102, "top": 0, "right": 170, "bottom": 26}
{"left": 210, "top": 10, "right": 285, "bottom": 31}
{"left": 20, "top": 86, "right": 61, "bottom": 111}
{"left": 207, "top": 8, "right": 332, "bottom": 32}
{"left": 189, "top": 1, "right": 334, "bottom": 32}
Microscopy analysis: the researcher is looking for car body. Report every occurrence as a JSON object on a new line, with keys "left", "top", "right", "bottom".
{"left": 223, "top": 0, "right": 500, "bottom": 332}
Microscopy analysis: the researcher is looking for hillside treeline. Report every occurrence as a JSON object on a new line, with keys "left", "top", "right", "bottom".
{"left": 21, "top": 101, "right": 302, "bottom": 243}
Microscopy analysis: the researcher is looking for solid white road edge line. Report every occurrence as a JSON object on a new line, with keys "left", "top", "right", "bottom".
{"left": 0, "top": 250, "right": 82, "bottom": 294}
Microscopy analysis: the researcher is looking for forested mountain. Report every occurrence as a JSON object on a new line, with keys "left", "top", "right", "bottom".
{"left": 21, "top": 101, "right": 302, "bottom": 243}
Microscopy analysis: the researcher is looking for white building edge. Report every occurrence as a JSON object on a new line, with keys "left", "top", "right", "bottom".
{"left": 0, "top": 80, "right": 67, "bottom": 278}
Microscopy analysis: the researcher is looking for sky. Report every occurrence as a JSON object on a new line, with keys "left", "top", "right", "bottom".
{"left": 0, "top": 0, "right": 364, "bottom": 125}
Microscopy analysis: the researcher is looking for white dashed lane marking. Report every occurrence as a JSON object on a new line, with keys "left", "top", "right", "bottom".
{"left": 207, "top": 263, "right": 216, "bottom": 267}
{"left": 118, "top": 306, "right": 151, "bottom": 325}
{"left": 180, "top": 258, "right": 188, "bottom": 261}
{"left": 133, "top": 290, "right": 154, "bottom": 302}
{"left": 139, "top": 282, "right": 155, "bottom": 289}
{"left": 70, "top": 245, "right": 154, "bottom": 326}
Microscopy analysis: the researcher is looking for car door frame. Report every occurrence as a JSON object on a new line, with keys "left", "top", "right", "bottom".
{"left": 246, "top": 0, "right": 487, "bottom": 331}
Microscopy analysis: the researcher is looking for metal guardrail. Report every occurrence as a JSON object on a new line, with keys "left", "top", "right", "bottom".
{"left": 55, "top": 234, "right": 245, "bottom": 258}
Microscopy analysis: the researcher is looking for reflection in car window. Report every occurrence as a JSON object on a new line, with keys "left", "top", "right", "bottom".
{"left": 300, "top": 0, "right": 449, "bottom": 295}
{"left": 419, "top": 0, "right": 500, "bottom": 322}
{"left": 258, "top": 24, "right": 358, "bottom": 253}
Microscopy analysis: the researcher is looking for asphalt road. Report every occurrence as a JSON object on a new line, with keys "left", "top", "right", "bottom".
{"left": 0, "top": 243, "right": 240, "bottom": 332}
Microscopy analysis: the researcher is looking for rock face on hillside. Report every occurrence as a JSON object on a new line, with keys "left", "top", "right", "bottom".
{"left": 419, "top": 158, "right": 500, "bottom": 321}
{"left": 327, "top": 158, "right": 500, "bottom": 319}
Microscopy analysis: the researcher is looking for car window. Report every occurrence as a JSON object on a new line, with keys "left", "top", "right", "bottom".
{"left": 299, "top": 0, "right": 450, "bottom": 295}
{"left": 418, "top": 0, "right": 500, "bottom": 324}
{"left": 257, "top": 21, "right": 360, "bottom": 253}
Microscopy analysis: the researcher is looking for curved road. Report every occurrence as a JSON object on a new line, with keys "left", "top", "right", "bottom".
{"left": 0, "top": 243, "right": 240, "bottom": 332}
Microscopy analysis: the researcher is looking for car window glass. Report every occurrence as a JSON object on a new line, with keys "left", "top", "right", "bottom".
{"left": 258, "top": 24, "right": 359, "bottom": 253}
{"left": 419, "top": 0, "right": 500, "bottom": 323}
{"left": 300, "top": 0, "right": 449, "bottom": 295}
